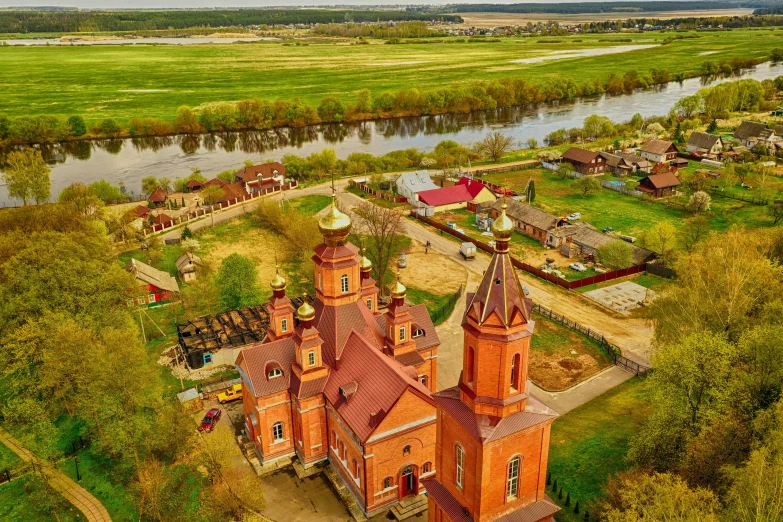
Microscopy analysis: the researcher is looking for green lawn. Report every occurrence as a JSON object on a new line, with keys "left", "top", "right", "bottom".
{"left": 0, "top": 441, "right": 21, "bottom": 472}
{"left": 406, "top": 286, "right": 458, "bottom": 326}
{"left": 547, "top": 376, "right": 653, "bottom": 520}
{"left": 0, "top": 476, "right": 86, "bottom": 522}
{"left": 288, "top": 194, "right": 331, "bottom": 216}
{"left": 0, "top": 29, "right": 779, "bottom": 124}
{"left": 531, "top": 311, "right": 612, "bottom": 366}
{"left": 485, "top": 167, "right": 781, "bottom": 237}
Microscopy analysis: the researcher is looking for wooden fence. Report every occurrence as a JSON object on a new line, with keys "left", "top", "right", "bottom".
{"left": 411, "top": 213, "right": 659, "bottom": 289}
{"left": 709, "top": 187, "right": 770, "bottom": 206}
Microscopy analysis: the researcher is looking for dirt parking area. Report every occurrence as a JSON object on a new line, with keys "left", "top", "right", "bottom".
{"left": 402, "top": 241, "right": 466, "bottom": 295}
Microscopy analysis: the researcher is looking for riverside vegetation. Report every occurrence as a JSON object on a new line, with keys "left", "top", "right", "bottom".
{"left": 0, "top": 30, "right": 782, "bottom": 146}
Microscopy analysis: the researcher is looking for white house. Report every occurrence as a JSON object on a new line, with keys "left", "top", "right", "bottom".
{"left": 639, "top": 139, "right": 678, "bottom": 164}
{"left": 395, "top": 170, "right": 438, "bottom": 201}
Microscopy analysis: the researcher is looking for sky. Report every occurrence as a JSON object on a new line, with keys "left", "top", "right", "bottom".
{"left": 0, "top": 0, "right": 687, "bottom": 7}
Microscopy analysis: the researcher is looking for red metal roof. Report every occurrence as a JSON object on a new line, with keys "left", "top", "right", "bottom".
{"left": 289, "top": 373, "right": 328, "bottom": 400}
{"left": 322, "top": 331, "right": 434, "bottom": 443}
{"left": 132, "top": 205, "right": 151, "bottom": 218}
{"left": 433, "top": 386, "right": 557, "bottom": 443}
{"left": 312, "top": 300, "right": 385, "bottom": 368}
{"left": 148, "top": 188, "right": 168, "bottom": 203}
{"left": 236, "top": 338, "right": 296, "bottom": 397}
{"left": 151, "top": 213, "right": 173, "bottom": 225}
{"left": 417, "top": 185, "right": 474, "bottom": 207}
{"left": 235, "top": 162, "right": 286, "bottom": 183}
{"left": 375, "top": 304, "right": 439, "bottom": 352}
{"left": 455, "top": 177, "right": 488, "bottom": 199}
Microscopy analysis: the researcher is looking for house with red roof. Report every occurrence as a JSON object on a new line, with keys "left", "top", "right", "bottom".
{"left": 415, "top": 179, "right": 496, "bottom": 214}
{"left": 562, "top": 147, "right": 606, "bottom": 175}
{"left": 147, "top": 188, "right": 168, "bottom": 208}
{"left": 236, "top": 196, "right": 440, "bottom": 516}
{"left": 235, "top": 162, "right": 286, "bottom": 194}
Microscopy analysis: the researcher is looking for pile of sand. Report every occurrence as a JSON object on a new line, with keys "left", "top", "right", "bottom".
{"left": 529, "top": 352, "right": 600, "bottom": 391}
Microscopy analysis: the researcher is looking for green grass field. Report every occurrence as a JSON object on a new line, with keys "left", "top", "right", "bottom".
{"left": 0, "top": 29, "right": 779, "bottom": 124}
{"left": 548, "top": 376, "right": 653, "bottom": 520}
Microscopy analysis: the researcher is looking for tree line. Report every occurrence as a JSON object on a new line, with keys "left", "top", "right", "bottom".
{"left": 0, "top": 9, "right": 461, "bottom": 33}
{"left": 446, "top": 2, "right": 745, "bottom": 14}
{"left": 2, "top": 49, "right": 779, "bottom": 148}
{"left": 312, "top": 21, "right": 446, "bottom": 39}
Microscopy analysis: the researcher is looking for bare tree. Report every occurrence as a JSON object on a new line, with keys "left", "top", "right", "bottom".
{"left": 477, "top": 131, "right": 515, "bottom": 162}
{"left": 353, "top": 201, "right": 406, "bottom": 293}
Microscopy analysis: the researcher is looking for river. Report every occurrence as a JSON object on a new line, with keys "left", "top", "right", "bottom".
{"left": 2, "top": 62, "right": 781, "bottom": 205}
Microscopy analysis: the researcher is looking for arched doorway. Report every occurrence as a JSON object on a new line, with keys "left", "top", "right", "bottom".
{"left": 400, "top": 465, "right": 418, "bottom": 498}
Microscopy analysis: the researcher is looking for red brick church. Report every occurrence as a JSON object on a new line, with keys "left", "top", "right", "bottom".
{"left": 237, "top": 192, "right": 440, "bottom": 516}
{"left": 421, "top": 203, "right": 560, "bottom": 522}
{"left": 237, "top": 194, "right": 559, "bottom": 521}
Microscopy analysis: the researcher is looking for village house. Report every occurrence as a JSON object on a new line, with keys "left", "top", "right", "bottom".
{"left": 131, "top": 205, "right": 152, "bottom": 219}
{"left": 636, "top": 172, "right": 682, "bottom": 198}
{"left": 214, "top": 182, "right": 247, "bottom": 207}
{"left": 423, "top": 205, "right": 561, "bottom": 522}
{"left": 561, "top": 147, "right": 606, "bottom": 175}
{"left": 561, "top": 226, "right": 655, "bottom": 265}
{"left": 489, "top": 198, "right": 559, "bottom": 244}
{"left": 147, "top": 188, "right": 168, "bottom": 208}
{"left": 686, "top": 131, "right": 724, "bottom": 157}
{"left": 235, "top": 162, "right": 287, "bottom": 194}
{"left": 151, "top": 213, "right": 174, "bottom": 227}
{"left": 176, "top": 252, "right": 203, "bottom": 283}
{"left": 415, "top": 182, "right": 495, "bottom": 214}
{"left": 612, "top": 151, "right": 651, "bottom": 173}
{"left": 733, "top": 121, "right": 778, "bottom": 151}
{"left": 396, "top": 170, "right": 438, "bottom": 202}
{"left": 236, "top": 196, "right": 441, "bottom": 517}
{"left": 186, "top": 179, "right": 204, "bottom": 192}
{"left": 599, "top": 152, "right": 634, "bottom": 176}
{"left": 127, "top": 258, "right": 179, "bottom": 307}
{"left": 639, "top": 139, "right": 678, "bottom": 164}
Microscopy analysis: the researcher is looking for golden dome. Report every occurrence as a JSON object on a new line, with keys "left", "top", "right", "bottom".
{"left": 318, "top": 191, "right": 352, "bottom": 246}
{"left": 297, "top": 294, "right": 315, "bottom": 322}
{"left": 492, "top": 202, "right": 514, "bottom": 240}
{"left": 270, "top": 264, "right": 287, "bottom": 291}
{"left": 359, "top": 247, "right": 373, "bottom": 273}
{"left": 389, "top": 271, "right": 407, "bottom": 300}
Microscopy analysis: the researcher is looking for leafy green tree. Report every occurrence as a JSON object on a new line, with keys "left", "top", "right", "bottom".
{"left": 215, "top": 253, "right": 262, "bottom": 310}
{"left": 201, "top": 185, "right": 225, "bottom": 206}
{"left": 526, "top": 179, "right": 536, "bottom": 203}
{"left": 174, "top": 105, "right": 201, "bottom": 134}
{"left": 317, "top": 96, "right": 346, "bottom": 122}
{"left": 356, "top": 89, "right": 372, "bottom": 113}
{"left": 0, "top": 114, "right": 10, "bottom": 140}
{"left": 575, "top": 175, "right": 600, "bottom": 198}
{"left": 100, "top": 118, "right": 120, "bottom": 137}
{"left": 141, "top": 176, "right": 160, "bottom": 196}
{"left": 66, "top": 115, "right": 87, "bottom": 137}
{"left": 59, "top": 182, "right": 103, "bottom": 217}
{"left": 1, "top": 148, "right": 51, "bottom": 205}
{"left": 88, "top": 179, "right": 124, "bottom": 204}
{"left": 643, "top": 221, "right": 677, "bottom": 266}
{"left": 597, "top": 240, "right": 633, "bottom": 270}
{"left": 217, "top": 170, "right": 237, "bottom": 183}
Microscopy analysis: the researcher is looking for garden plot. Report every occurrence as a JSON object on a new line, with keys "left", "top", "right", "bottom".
{"left": 583, "top": 281, "right": 655, "bottom": 314}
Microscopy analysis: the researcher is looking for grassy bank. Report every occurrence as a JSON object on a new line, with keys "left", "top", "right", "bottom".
{"left": 1, "top": 29, "right": 779, "bottom": 124}
{"left": 547, "top": 376, "right": 653, "bottom": 520}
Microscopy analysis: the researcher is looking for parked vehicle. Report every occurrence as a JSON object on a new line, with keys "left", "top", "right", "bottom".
{"left": 567, "top": 212, "right": 581, "bottom": 221}
{"left": 200, "top": 408, "right": 222, "bottom": 432}
{"left": 569, "top": 263, "right": 587, "bottom": 272}
{"left": 217, "top": 383, "right": 243, "bottom": 404}
{"left": 602, "top": 227, "right": 614, "bottom": 233}
{"left": 523, "top": 286, "right": 530, "bottom": 296}
{"left": 619, "top": 235, "right": 637, "bottom": 243}
{"left": 460, "top": 242, "right": 476, "bottom": 260}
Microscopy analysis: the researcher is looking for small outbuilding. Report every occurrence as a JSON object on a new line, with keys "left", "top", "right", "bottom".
{"left": 127, "top": 258, "right": 180, "bottom": 306}
{"left": 186, "top": 179, "right": 204, "bottom": 192}
{"left": 147, "top": 188, "right": 169, "bottom": 208}
{"left": 176, "top": 388, "right": 203, "bottom": 414}
{"left": 176, "top": 252, "right": 203, "bottom": 283}
{"left": 636, "top": 172, "right": 682, "bottom": 198}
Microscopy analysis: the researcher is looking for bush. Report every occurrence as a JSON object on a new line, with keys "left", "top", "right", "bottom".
{"left": 100, "top": 118, "right": 120, "bottom": 137}
{"left": 66, "top": 115, "right": 87, "bottom": 137}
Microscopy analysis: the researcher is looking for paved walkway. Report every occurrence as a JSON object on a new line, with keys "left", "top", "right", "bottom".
{"left": 0, "top": 426, "right": 112, "bottom": 522}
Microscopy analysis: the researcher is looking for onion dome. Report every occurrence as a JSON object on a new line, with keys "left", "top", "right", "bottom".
{"left": 318, "top": 191, "right": 352, "bottom": 246}
{"left": 389, "top": 271, "right": 407, "bottom": 300}
{"left": 492, "top": 202, "right": 514, "bottom": 240}
{"left": 270, "top": 264, "right": 287, "bottom": 291}
{"left": 359, "top": 247, "right": 373, "bottom": 273}
{"left": 297, "top": 293, "right": 316, "bottom": 322}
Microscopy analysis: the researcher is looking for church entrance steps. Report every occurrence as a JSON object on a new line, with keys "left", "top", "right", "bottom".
{"left": 391, "top": 494, "right": 428, "bottom": 520}
{"left": 323, "top": 462, "right": 368, "bottom": 522}
{"left": 255, "top": 455, "right": 293, "bottom": 477}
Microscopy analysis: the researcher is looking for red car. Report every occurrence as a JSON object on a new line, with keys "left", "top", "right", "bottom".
{"left": 200, "top": 408, "right": 221, "bottom": 432}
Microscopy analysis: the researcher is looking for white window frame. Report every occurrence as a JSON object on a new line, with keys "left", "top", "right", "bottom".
{"left": 507, "top": 457, "right": 520, "bottom": 500}
{"left": 308, "top": 350, "right": 316, "bottom": 367}
{"left": 148, "top": 294, "right": 156, "bottom": 304}
{"left": 272, "top": 422, "right": 284, "bottom": 442}
{"left": 366, "top": 297, "right": 372, "bottom": 310}
{"left": 456, "top": 444, "right": 464, "bottom": 489}
{"left": 268, "top": 368, "right": 282, "bottom": 379}
{"left": 341, "top": 274, "right": 349, "bottom": 294}
{"left": 281, "top": 317, "right": 288, "bottom": 333}
{"left": 399, "top": 326, "right": 406, "bottom": 342}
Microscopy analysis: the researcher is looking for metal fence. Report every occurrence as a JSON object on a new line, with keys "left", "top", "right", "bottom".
{"left": 430, "top": 285, "right": 463, "bottom": 325}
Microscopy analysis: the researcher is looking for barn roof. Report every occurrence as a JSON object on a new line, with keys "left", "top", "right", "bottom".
{"left": 562, "top": 147, "right": 600, "bottom": 164}
{"left": 128, "top": 258, "right": 180, "bottom": 293}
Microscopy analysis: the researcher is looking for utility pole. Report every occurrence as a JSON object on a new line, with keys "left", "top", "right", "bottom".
{"left": 174, "top": 344, "right": 185, "bottom": 391}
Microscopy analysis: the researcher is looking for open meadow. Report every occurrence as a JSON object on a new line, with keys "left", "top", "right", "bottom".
{"left": 456, "top": 9, "right": 757, "bottom": 26}
{"left": 0, "top": 28, "right": 780, "bottom": 124}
